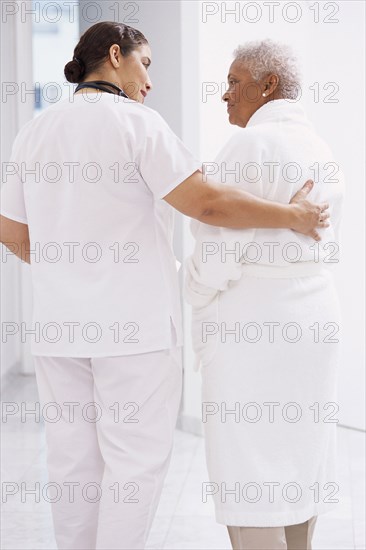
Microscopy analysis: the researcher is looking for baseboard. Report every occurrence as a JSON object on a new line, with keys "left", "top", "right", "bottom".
{"left": 0, "top": 360, "right": 22, "bottom": 398}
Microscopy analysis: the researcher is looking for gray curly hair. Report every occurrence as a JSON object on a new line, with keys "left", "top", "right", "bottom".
{"left": 233, "top": 39, "right": 301, "bottom": 100}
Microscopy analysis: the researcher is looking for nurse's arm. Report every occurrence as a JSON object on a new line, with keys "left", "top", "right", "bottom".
{"left": 0, "top": 215, "right": 31, "bottom": 264}
{"left": 163, "top": 170, "right": 329, "bottom": 242}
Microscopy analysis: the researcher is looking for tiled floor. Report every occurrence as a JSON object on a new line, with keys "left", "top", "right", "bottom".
{"left": 1, "top": 372, "right": 365, "bottom": 550}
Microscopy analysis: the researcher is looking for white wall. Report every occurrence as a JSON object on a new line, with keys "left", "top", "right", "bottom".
{"left": 86, "top": 1, "right": 364, "bottom": 432}
{"left": 182, "top": 0, "right": 365, "bottom": 430}
{"left": 2, "top": 1, "right": 364, "bottom": 431}
{"left": 1, "top": 1, "right": 81, "bottom": 382}
{"left": 1, "top": 3, "right": 34, "bottom": 382}
{"left": 181, "top": 1, "right": 204, "bottom": 433}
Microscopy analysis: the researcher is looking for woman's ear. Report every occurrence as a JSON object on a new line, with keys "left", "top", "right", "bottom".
{"left": 109, "top": 44, "right": 121, "bottom": 68}
{"left": 264, "top": 74, "right": 279, "bottom": 96}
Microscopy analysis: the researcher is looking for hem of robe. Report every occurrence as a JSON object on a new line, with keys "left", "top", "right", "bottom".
{"left": 215, "top": 500, "right": 338, "bottom": 527}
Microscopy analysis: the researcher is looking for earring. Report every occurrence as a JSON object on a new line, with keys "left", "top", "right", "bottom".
{"left": 262, "top": 93, "right": 266, "bottom": 97}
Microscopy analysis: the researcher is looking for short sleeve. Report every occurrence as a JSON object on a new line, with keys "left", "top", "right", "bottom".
{"left": 137, "top": 111, "right": 202, "bottom": 199}
{"left": 1, "top": 169, "right": 28, "bottom": 224}
{"left": 0, "top": 132, "right": 28, "bottom": 224}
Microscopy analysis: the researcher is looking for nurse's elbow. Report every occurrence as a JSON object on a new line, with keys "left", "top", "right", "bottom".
{"left": 163, "top": 171, "right": 223, "bottom": 222}
{"left": 194, "top": 186, "right": 223, "bottom": 222}
{"left": 196, "top": 191, "right": 226, "bottom": 224}
{"left": 197, "top": 205, "right": 215, "bottom": 222}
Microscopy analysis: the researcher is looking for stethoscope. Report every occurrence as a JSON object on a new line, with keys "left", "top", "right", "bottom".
{"left": 74, "top": 80, "right": 129, "bottom": 98}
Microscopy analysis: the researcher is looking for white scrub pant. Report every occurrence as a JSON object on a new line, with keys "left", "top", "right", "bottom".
{"left": 33, "top": 347, "right": 182, "bottom": 550}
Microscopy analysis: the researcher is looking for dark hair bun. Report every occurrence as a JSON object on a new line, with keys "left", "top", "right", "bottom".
{"left": 64, "top": 59, "right": 85, "bottom": 83}
{"left": 64, "top": 23, "right": 148, "bottom": 86}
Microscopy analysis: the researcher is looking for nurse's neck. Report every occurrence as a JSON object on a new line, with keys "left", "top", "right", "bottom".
{"left": 74, "top": 69, "right": 123, "bottom": 95}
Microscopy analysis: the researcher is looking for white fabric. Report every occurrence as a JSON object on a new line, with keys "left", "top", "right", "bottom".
{"left": 0, "top": 93, "right": 201, "bottom": 356}
{"left": 185, "top": 99, "right": 344, "bottom": 308}
{"left": 184, "top": 99, "right": 344, "bottom": 366}
{"left": 33, "top": 346, "right": 183, "bottom": 549}
{"left": 239, "top": 261, "right": 328, "bottom": 278}
{"left": 184, "top": 99, "right": 344, "bottom": 526}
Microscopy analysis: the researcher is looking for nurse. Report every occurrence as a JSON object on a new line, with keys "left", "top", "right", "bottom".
{"left": 0, "top": 23, "right": 329, "bottom": 550}
{"left": 185, "top": 39, "right": 344, "bottom": 550}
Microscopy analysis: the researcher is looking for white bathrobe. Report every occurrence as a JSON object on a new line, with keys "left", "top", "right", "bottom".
{"left": 184, "top": 99, "right": 344, "bottom": 527}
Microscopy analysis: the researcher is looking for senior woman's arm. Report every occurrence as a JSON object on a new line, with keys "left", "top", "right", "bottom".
{"left": 163, "top": 171, "right": 329, "bottom": 242}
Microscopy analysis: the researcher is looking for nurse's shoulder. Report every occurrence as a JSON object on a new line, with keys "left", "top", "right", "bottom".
{"left": 112, "top": 96, "right": 176, "bottom": 136}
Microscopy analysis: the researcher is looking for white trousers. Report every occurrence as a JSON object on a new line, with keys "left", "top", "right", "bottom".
{"left": 33, "top": 347, "right": 183, "bottom": 550}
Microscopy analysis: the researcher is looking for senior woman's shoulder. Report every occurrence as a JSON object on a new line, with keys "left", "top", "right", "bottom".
{"left": 232, "top": 122, "right": 278, "bottom": 142}
{"left": 218, "top": 125, "right": 276, "bottom": 156}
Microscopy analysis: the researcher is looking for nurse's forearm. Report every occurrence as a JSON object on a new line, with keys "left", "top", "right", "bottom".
{"left": 163, "top": 172, "right": 329, "bottom": 240}
{"left": 201, "top": 182, "right": 331, "bottom": 240}
{"left": 199, "top": 183, "right": 330, "bottom": 241}
{"left": 199, "top": 185, "right": 295, "bottom": 229}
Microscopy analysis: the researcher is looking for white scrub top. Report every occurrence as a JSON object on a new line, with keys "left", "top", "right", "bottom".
{"left": 1, "top": 93, "right": 201, "bottom": 357}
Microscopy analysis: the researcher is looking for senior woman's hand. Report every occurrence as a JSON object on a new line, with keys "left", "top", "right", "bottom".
{"left": 289, "top": 180, "right": 330, "bottom": 241}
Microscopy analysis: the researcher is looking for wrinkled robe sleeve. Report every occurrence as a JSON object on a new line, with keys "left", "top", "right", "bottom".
{"left": 184, "top": 132, "right": 263, "bottom": 309}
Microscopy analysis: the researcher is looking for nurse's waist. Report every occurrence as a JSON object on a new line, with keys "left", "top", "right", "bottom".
{"left": 240, "top": 261, "right": 328, "bottom": 279}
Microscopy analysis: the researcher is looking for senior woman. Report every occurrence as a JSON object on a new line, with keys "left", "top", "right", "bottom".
{"left": 185, "top": 40, "right": 344, "bottom": 550}
{"left": 0, "top": 23, "right": 330, "bottom": 550}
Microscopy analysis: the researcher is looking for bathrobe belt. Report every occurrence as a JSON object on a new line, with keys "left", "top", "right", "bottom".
{"left": 240, "top": 261, "right": 329, "bottom": 279}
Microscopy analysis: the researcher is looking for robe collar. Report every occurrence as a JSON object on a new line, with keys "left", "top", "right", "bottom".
{"left": 246, "top": 98, "right": 312, "bottom": 128}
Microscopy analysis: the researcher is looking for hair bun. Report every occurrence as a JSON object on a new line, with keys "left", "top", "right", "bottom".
{"left": 64, "top": 58, "right": 85, "bottom": 84}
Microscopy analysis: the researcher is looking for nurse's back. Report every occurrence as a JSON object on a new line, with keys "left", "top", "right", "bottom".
{"left": 5, "top": 93, "right": 201, "bottom": 357}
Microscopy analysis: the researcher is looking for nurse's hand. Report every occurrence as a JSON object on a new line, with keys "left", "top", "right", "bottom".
{"left": 289, "top": 180, "right": 330, "bottom": 241}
